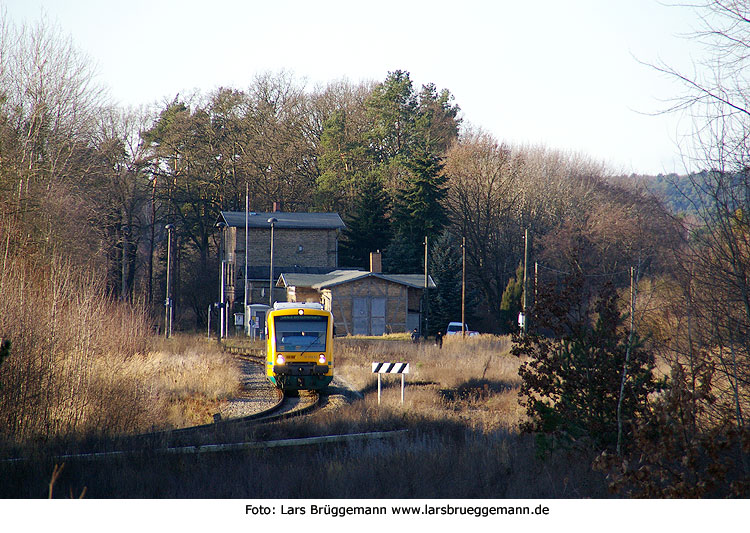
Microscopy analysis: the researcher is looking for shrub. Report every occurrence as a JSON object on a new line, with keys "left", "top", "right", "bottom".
{"left": 596, "top": 361, "right": 750, "bottom": 497}
{"left": 514, "top": 283, "right": 663, "bottom": 452}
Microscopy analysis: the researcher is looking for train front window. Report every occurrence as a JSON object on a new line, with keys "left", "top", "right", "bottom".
{"left": 274, "top": 315, "right": 328, "bottom": 352}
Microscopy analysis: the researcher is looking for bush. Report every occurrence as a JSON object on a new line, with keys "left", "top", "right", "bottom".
{"left": 595, "top": 361, "right": 750, "bottom": 497}
{"left": 514, "top": 283, "right": 663, "bottom": 452}
{"left": 0, "top": 250, "right": 153, "bottom": 442}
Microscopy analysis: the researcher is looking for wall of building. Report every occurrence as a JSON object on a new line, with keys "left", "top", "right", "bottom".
{"left": 232, "top": 227, "right": 338, "bottom": 269}
{"left": 224, "top": 225, "right": 339, "bottom": 310}
{"left": 327, "top": 277, "right": 415, "bottom": 336}
{"left": 286, "top": 286, "right": 322, "bottom": 304}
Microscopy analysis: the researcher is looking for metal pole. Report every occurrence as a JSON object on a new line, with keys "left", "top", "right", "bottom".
{"left": 461, "top": 236, "right": 466, "bottom": 338}
{"left": 269, "top": 223, "right": 274, "bottom": 307}
{"left": 220, "top": 260, "right": 225, "bottom": 339}
{"left": 207, "top": 304, "right": 211, "bottom": 340}
{"left": 268, "top": 218, "right": 277, "bottom": 308}
{"left": 630, "top": 266, "right": 635, "bottom": 335}
{"left": 534, "top": 261, "right": 538, "bottom": 309}
{"left": 377, "top": 374, "right": 381, "bottom": 405}
{"left": 165, "top": 224, "right": 174, "bottom": 338}
{"left": 244, "top": 184, "right": 249, "bottom": 335}
{"left": 148, "top": 175, "right": 156, "bottom": 305}
{"left": 401, "top": 373, "right": 405, "bottom": 404}
{"left": 216, "top": 221, "right": 226, "bottom": 339}
{"left": 523, "top": 227, "right": 529, "bottom": 336}
{"left": 424, "top": 235, "right": 428, "bottom": 339}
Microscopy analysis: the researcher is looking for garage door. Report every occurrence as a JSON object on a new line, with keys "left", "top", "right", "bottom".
{"left": 353, "top": 297, "right": 369, "bottom": 335}
{"left": 371, "top": 297, "right": 386, "bottom": 336}
{"left": 352, "top": 297, "right": 387, "bottom": 336}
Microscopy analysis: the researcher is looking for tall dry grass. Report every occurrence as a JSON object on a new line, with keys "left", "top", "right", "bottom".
{"left": 0, "top": 327, "right": 612, "bottom": 497}
{"left": 0, "top": 247, "right": 152, "bottom": 441}
{"left": 0, "top": 235, "right": 241, "bottom": 445}
{"left": 335, "top": 334, "right": 524, "bottom": 432}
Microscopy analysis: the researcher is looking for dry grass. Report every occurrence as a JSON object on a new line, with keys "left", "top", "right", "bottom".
{"left": 0, "top": 329, "right": 612, "bottom": 498}
{"left": 138, "top": 337, "right": 242, "bottom": 428}
{"left": 0, "top": 236, "right": 242, "bottom": 443}
{"left": 335, "top": 334, "right": 524, "bottom": 432}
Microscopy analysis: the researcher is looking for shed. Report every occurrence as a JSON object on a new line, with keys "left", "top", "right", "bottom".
{"left": 277, "top": 260, "right": 436, "bottom": 336}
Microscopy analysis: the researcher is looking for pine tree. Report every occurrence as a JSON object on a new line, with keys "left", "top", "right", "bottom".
{"left": 514, "top": 282, "right": 662, "bottom": 452}
{"left": 365, "top": 70, "right": 419, "bottom": 163}
{"left": 386, "top": 146, "right": 447, "bottom": 273}
{"left": 499, "top": 262, "right": 524, "bottom": 332}
{"left": 426, "top": 232, "right": 463, "bottom": 335}
{"left": 338, "top": 172, "right": 392, "bottom": 269}
{"left": 315, "top": 110, "right": 369, "bottom": 213}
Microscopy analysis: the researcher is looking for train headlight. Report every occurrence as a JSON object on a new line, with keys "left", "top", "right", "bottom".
{"left": 276, "top": 354, "right": 285, "bottom": 365}
{"left": 318, "top": 354, "right": 327, "bottom": 364}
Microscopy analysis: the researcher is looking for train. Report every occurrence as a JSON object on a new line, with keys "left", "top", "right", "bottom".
{"left": 265, "top": 302, "right": 334, "bottom": 391}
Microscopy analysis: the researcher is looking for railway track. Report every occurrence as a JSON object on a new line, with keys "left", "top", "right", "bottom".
{"left": 138, "top": 348, "right": 325, "bottom": 447}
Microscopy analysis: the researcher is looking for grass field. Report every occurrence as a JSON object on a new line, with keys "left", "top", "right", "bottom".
{"left": 0, "top": 333, "right": 610, "bottom": 498}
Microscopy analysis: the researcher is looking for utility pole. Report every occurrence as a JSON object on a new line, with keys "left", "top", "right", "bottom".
{"left": 268, "top": 217, "right": 277, "bottom": 308}
{"left": 630, "top": 265, "right": 636, "bottom": 335}
{"left": 617, "top": 264, "right": 638, "bottom": 456}
{"left": 215, "top": 221, "right": 227, "bottom": 339}
{"left": 220, "top": 260, "right": 226, "bottom": 338}
{"left": 522, "top": 227, "right": 529, "bottom": 336}
{"left": 148, "top": 174, "right": 157, "bottom": 305}
{"left": 534, "top": 261, "right": 538, "bottom": 310}
{"left": 164, "top": 224, "right": 175, "bottom": 338}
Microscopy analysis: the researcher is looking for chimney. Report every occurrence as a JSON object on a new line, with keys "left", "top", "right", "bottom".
{"left": 272, "top": 201, "right": 281, "bottom": 212}
{"left": 370, "top": 251, "right": 382, "bottom": 273}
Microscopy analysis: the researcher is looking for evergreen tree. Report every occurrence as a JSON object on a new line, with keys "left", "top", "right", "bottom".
{"left": 315, "top": 110, "right": 369, "bottom": 212}
{"left": 365, "top": 70, "right": 419, "bottom": 163}
{"left": 338, "top": 172, "right": 392, "bottom": 269}
{"left": 416, "top": 82, "right": 462, "bottom": 155}
{"left": 514, "top": 282, "right": 663, "bottom": 452}
{"left": 385, "top": 146, "right": 447, "bottom": 273}
{"left": 383, "top": 227, "right": 423, "bottom": 274}
{"left": 426, "top": 232, "right": 463, "bottom": 335}
{"left": 499, "top": 262, "right": 524, "bottom": 332}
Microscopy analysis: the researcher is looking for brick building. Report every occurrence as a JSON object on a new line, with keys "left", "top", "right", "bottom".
{"left": 216, "top": 209, "right": 345, "bottom": 332}
{"left": 277, "top": 252, "right": 436, "bottom": 336}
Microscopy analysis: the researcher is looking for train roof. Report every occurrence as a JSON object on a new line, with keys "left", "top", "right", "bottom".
{"left": 273, "top": 302, "right": 324, "bottom": 311}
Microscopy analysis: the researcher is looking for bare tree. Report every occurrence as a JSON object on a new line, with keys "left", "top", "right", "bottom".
{"left": 650, "top": 1, "right": 750, "bottom": 170}
{"left": 444, "top": 129, "right": 519, "bottom": 318}
{"left": 0, "top": 12, "right": 108, "bottom": 260}
{"left": 636, "top": 1, "right": 750, "bottom": 481}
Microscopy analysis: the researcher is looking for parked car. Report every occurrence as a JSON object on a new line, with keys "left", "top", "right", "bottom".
{"left": 446, "top": 321, "right": 479, "bottom": 336}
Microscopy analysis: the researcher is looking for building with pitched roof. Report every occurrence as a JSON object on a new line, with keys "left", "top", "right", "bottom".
{"left": 217, "top": 210, "right": 434, "bottom": 337}
{"left": 277, "top": 252, "right": 435, "bottom": 336}
{"left": 216, "top": 209, "right": 345, "bottom": 333}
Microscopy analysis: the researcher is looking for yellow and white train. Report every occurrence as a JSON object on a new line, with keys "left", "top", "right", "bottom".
{"left": 265, "top": 302, "right": 334, "bottom": 391}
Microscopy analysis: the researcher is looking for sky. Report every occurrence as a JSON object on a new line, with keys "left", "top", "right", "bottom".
{"left": 2, "top": 0, "right": 705, "bottom": 175}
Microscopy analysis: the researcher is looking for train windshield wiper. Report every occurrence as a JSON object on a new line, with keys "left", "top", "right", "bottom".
{"left": 298, "top": 333, "right": 322, "bottom": 356}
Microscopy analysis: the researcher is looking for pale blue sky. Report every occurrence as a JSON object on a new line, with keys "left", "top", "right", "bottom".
{"left": 2, "top": 0, "right": 702, "bottom": 175}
